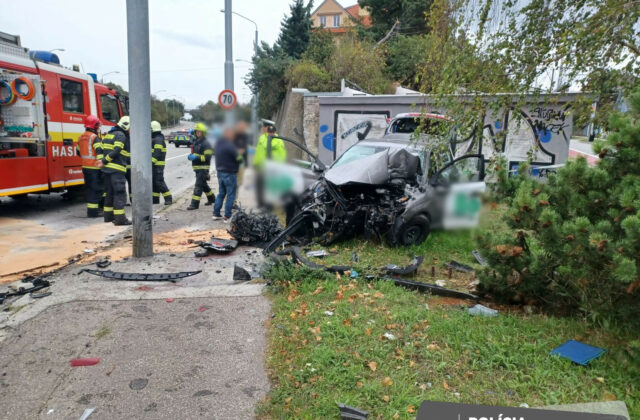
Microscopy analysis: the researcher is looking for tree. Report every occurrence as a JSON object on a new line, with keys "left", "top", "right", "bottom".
{"left": 247, "top": 42, "right": 292, "bottom": 117}
{"left": 302, "top": 30, "right": 335, "bottom": 68}
{"left": 358, "top": 0, "right": 433, "bottom": 41}
{"left": 276, "top": 0, "right": 314, "bottom": 59}
{"left": 477, "top": 88, "right": 640, "bottom": 324}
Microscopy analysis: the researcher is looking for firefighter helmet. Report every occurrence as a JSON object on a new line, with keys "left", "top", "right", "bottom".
{"left": 151, "top": 120, "right": 162, "bottom": 133}
{"left": 84, "top": 115, "right": 101, "bottom": 130}
{"left": 117, "top": 116, "right": 131, "bottom": 131}
{"left": 194, "top": 122, "right": 207, "bottom": 134}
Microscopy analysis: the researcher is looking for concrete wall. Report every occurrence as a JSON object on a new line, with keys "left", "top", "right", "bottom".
{"left": 315, "top": 93, "right": 578, "bottom": 169}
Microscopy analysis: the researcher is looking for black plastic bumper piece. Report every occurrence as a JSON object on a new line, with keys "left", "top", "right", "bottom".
{"left": 82, "top": 269, "right": 201, "bottom": 282}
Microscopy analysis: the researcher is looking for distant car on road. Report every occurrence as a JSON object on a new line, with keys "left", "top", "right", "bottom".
{"left": 171, "top": 134, "right": 191, "bottom": 148}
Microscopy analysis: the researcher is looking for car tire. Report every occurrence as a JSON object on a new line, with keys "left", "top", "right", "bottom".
{"left": 393, "top": 214, "right": 430, "bottom": 246}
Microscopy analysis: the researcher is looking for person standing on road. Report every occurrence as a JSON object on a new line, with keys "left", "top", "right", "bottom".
{"left": 151, "top": 121, "right": 172, "bottom": 205}
{"left": 98, "top": 116, "right": 132, "bottom": 225}
{"left": 253, "top": 120, "right": 286, "bottom": 207}
{"left": 77, "top": 115, "right": 104, "bottom": 218}
{"left": 187, "top": 122, "right": 215, "bottom": 210}
{"left": 212, "top": 126, "right": 239, "bottom": 222}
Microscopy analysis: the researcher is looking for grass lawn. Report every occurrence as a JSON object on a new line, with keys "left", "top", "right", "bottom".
{"left": 258, "top": 203, "right": 639, "bottom": 419}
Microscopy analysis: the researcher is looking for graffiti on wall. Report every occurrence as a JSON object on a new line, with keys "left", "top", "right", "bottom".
{"left": 333, "top": 111, "right": 390, "bottom": 158}
{"left": 481, "top": 104, "right": 571, "bottom": 167}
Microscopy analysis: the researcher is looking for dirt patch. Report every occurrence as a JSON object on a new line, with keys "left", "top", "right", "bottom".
{"left": 0, "top": 226, "right": 232, "bottom": 284}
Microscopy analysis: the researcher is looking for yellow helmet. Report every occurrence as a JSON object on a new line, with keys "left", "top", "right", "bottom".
{"left": 194, "top": 122, "right": 207, "bottom": 134}
{"left": 117, "top": 116, "right": 130, "bottom": 131}
{"left": 151, "top": 120, "right": 162, "bottom": 132}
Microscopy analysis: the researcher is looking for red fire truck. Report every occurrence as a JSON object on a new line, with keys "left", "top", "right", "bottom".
{"left": 0, "top": 32, "right": 126, "bottom": 198}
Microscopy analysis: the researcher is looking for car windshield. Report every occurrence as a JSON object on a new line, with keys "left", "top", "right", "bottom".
{"left": 332, "top": 145, "right": 389, "bottom": 168}
{"left": 389, "top": 117, "right": 451, "bottom": 135}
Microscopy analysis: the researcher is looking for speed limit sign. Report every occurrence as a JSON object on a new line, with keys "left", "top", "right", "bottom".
{"left": 218, "top": 89, "right": 237, "bottom": 110}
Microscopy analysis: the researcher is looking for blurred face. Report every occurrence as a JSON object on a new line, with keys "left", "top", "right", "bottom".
{"left": 222, "top": 127, "right": 235, "bottom": 140}
{"left": 235, "top": 121, "right": 248, "bottom": 134}
{"left": 195, "top": 130, "right": 203, "bottom": 138}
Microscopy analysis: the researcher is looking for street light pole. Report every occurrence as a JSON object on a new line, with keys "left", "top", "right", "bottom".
{"left": 223, "top": 9, "right": 259, "bottom": 143}
{"left": 126, "top": 0, "right": 153, "bottom": 257}
{"left": 101, "top": 70, "right": 120, "bottom": 84}
{"left": 224, "top": 0, "right": 235, "bottom": 125}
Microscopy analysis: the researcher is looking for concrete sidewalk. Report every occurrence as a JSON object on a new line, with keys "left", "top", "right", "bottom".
{"left": 0, "top": 168, "right": 271, "bottom": 419}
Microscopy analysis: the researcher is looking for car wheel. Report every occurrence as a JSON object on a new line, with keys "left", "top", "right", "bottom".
{"left": 395, "top": 214, "right": 430, "bottom": 246}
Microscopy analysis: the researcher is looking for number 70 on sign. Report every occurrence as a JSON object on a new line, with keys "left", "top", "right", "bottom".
{"left": 218, "top": 89, "right": 237, "bottom": 110}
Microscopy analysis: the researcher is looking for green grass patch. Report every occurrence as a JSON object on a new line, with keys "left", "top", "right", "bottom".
{"left": 93, "top": 325, "right": 111, "bottom": 339}
{"left": 259, "top": 264, "right": 639, "bottom": 419}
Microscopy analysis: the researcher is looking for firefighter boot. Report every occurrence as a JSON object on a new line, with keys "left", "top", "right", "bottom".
{"left": 87, "top": 204, "right": 102, "bottom": 218}
{"left": 187, "top": 196, "right": 200, "bottom": 210}
{"left": 163, "top": 193, "right": 173, "bottom": 205}
{"left": 113, "top": 213, "right": 132, "bottom": 226}
{"left": 152, "top": 193, "right": 160, "bottom": 205}
{"left": 103, "top": 207, "right": 115, "bottom": 223}
{"left": 205, "top": 191, "right": 215, "bottom": 206}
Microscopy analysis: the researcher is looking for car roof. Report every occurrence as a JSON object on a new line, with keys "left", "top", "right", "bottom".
{"left": 353, "top": 135, "right": 429, "bottom": 151}
{"left": 391, "top": 112, "right": 453, "bottom": 122}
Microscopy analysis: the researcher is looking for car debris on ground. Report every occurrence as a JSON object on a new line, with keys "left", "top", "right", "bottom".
{"left": 550, "top": 340, "right": 606, "bottom": 365}
{"left": 446, "top": 260, "right": 474, "bottom": 273}
{"left": 81, "top": 269, "right": 201, "bottom": 282}
{"left": 269, "top": 247, "right": 478, "bottom": 300}
{"left": 195, "top": 237, "right": 238, "bottom": 257}
{"left": 467, "top": 304, "right": 498, "bottom": 317}
{"left": 0, "top": 277, "right": 51, "bottom": 304}
{"left": 338, "top": 403, "right": 369, "bottom": 420}
{"left": 232, "top": 265, "right": 252, "bottom": 282}
{"left": 472, "top": 250, "right": 489, "bottom": 266}
{"left": 229, "top": 209, "right": 282, "bottom": 247}
{"left": 70, "top": 358, "right": 100, "bottom": 367}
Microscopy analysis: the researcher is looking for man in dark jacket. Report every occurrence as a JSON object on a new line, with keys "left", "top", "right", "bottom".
{"left": 212, "top": 126, "right": 239, "bottom": 221}
{"left": 98, "top": 116, "right": 131, "bottom": 225}
{"left": 187, "top": 122, "right": 214, "bottom": 210}
{"left": 151, "top": 121, "right": 172, "bottom": 205}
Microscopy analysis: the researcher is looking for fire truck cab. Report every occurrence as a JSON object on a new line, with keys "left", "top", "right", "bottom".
{"left": 0, "top": 32, "right": 126, "bottom": 198}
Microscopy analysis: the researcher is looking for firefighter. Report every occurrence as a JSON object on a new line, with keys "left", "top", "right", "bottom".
{"left": 186, "top": 122, "right": 214, "bottom": 210}
{"left": 151, "top": 120, "right": 172, "bottom": 205}
{"left": 98, "top": 116, "right": 132, "bottom": 225}
{"left": 76, "top": 115, "right": 104, "bottom": 217}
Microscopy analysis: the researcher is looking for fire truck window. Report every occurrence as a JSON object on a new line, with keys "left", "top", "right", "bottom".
{"left": 60, "top": 79, "right": 84, "bottom": 113}
{"left": 101, "top": 94, "right": 119, "bottom": 123}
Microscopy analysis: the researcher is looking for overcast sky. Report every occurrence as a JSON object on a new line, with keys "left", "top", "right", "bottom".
{"left": 1, "top": 0, "right": 349, "bottom": 108}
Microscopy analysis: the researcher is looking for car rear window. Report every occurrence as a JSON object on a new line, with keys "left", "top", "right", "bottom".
{"left": 389, "top": 117, "right": 450, "bottom": 135}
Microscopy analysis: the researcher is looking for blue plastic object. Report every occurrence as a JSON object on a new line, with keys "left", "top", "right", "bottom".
{"left": 550, "top": 340, "right": 606, "bottom": 365}
{"left": 188, "top": 154, "right": 197, "bottom": 161}
{"left": 87, "top": 73, "right": 98, "bottom": 83}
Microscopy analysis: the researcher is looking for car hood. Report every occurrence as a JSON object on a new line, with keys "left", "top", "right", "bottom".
{"left": 324, "top": 148, "right": 420, "bottom": 186}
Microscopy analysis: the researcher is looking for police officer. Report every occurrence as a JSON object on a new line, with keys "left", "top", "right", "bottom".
{"left": 253, "top": 120, "right": 286, "bottom": 207}
{"left": 98, "top": 116, "right": 132, "bottom": 225}
{"left": 77, "top": 115, "right": 104, "bottom": 217}
{"left": 187, "top": 122, "right": 214, "bottom": 210}
{"left": 151, "top": 120, "right": 172, "bottom": 205}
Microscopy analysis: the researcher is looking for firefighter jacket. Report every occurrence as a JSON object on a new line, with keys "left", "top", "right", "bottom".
{"left": 151, "top": 132, "right": 167, "bottom": 167}
{"left": 101, "top": 127, "right": 130, "bottom": 174}
{"left": 191, "top": 137, "right": 213, "bottom": 172}
{"left": 76, "top": 129, "right": 102, "bottom": 169}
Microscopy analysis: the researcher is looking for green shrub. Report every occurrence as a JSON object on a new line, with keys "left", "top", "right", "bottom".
{"left": 477, "top": 88, "right": 640, "bottom": 326}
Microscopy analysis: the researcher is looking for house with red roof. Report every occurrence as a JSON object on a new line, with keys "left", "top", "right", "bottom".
{"left": 310, "top": 0, "right": 371, "bottom": 35}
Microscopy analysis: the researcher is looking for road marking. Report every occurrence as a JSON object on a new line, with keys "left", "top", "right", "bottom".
{"left": 166, "top": 152, "right": 190, "bottom": 161}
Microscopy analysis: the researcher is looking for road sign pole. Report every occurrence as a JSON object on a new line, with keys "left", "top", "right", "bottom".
{"left": 224, "top": 0, "right": 235, "bottom": 125}
{"left": 126, "top": 0, "right": 153, "bottom": 257}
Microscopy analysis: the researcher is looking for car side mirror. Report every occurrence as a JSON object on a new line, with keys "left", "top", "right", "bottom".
{"left": 311, "top": 162, "right": 325, "bottom": 173}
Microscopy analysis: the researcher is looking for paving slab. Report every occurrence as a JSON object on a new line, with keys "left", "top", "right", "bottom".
{"left": 0, "top": 297, "right": 270, "bottom": 419}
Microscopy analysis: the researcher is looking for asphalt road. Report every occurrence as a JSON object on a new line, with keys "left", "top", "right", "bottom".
{"left": 0, "top": 121, "right": 197, "bottom": 279}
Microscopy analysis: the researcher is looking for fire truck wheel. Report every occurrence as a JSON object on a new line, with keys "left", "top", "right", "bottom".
{"left": 10, "top": 194, "right": 29, "bottom": 200}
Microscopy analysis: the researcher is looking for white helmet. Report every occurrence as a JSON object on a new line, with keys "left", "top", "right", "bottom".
{"left": 151, "top": 120, "right": 162, "bottom": 132}
{"left": 117, "top": 116, "right": 130, "bottom": 131}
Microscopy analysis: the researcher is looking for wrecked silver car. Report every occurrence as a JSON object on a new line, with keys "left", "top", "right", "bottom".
{"left": 263, "top": 135, "right": 486, "bottom": 252}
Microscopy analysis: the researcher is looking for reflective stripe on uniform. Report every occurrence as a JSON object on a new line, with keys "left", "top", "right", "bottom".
{"left": 105, "top": 162, "right": 126, "bottom": 172}
{"left": 87, "top": 203, "right": 99, "bottom": 209}
{"left": 82, "top": 166, "right": 101, "bottom": 170}
{"left": 162, "top": 191, "right": 172, "bottom": 197}
{"left": 205, "top": 191, "right": 214, "bottom": 196}
{"left": 114, "top": 209, "right": 125, "bottom": 215}
{"left": 192, "top": 195, "right": 201, "bottom": 201}
{"left": 154, "top": 162, "right": 166, "bottom": 166}
{"left": 152, "top": 192, "right": 160, "bottom": 197}
{"left": 104, "top": 206, "right": 114, "bottom": 212}
{"left": 192, "top": 165, "right": 210, "bottom": 170}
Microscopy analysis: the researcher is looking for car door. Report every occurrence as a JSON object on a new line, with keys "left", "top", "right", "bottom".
{"left": 429, "top": 154, "right": 486, "bottom": 229}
